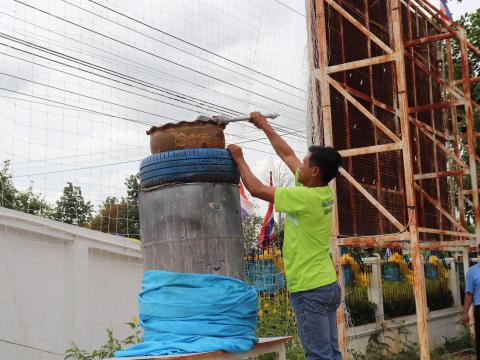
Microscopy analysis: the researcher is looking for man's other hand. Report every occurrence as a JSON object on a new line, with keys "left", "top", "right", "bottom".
{"left": 249, "top": 111, "right": 269, "bottom": 130}
{"left": 227, "top": 144, "right": 244, "bottom": 161}
{"left": 463, "top": 312, "right": 470, "bottom": 326}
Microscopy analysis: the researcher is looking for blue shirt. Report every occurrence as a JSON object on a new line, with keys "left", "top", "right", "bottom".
{"left": 465, "top": 263, "right": 480, "bottom": 305}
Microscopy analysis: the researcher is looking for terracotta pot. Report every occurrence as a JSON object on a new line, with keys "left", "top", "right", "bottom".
{"left": 147, "top": 119, "right": 226, "bottom": 154}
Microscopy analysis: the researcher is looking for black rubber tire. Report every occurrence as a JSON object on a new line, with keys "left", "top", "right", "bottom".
{"left": 139, "top": 149, "right": 239, "bottom": 188}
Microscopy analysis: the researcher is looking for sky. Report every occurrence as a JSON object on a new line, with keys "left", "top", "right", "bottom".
{"left": 0, "top": 0, "right": 478, "bottom": 216}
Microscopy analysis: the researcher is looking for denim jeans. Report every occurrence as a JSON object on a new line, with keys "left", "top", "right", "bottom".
{"left": 290, "top": 282, "right": 342, "bottom": 360}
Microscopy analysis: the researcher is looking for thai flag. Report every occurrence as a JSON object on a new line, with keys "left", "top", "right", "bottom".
{"left": 239, "top": 180, "right": 252, "bottom": 221}
{"left": 439, "top": 0, "right": 452, "bottom": 20}
{"left": 258, "top": 173, "right": 276, "bottom": 248}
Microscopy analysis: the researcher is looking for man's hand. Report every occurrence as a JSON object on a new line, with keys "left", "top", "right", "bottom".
{"left": 249, "top": 111, "right": 269, "bottom": 130}
{"left": 464, "top": 312, "right": 470, "bottom": 326}
{"left": 226, "top": 144, "right": 244, "bottom": 161}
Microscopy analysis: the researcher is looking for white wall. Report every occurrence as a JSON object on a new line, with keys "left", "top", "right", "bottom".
{"left": 0, "top": 207, "right": 144, "bottom": 360}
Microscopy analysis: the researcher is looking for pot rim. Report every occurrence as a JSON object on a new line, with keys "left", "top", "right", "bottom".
{"left": 146, "top": 119, "right": 226, "bottom": 135}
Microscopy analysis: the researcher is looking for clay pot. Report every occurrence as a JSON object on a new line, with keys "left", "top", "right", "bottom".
{"left": 147, "top": 119, "right": 226, "bottom": 154}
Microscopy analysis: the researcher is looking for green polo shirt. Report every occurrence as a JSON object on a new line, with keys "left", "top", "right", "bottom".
{"left": 274, "top": 170, "right": 337, "bottom": 293}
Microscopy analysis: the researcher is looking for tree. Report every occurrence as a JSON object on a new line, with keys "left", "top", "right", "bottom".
{"left": 242, "top": 212, "right": 264, "bottom": 251}
{"left": 261, "top": 158, "right": 294, "bottom": 189}
{"left": 451, "top": 9, "right": 480, "bottom": 225}
{"left": 0, "top": 160, "right": 17, "bottom": 209}
{"left": 53, "top": 182, "right": 92, "bottom": 226}
{"left": 89, "top": 174, "right": 140, "bottom": 239}
{"left": 0, "top": 160, "right": 52, "bottom": 216}
{"left": 123, "top": 174, "right": 140, "bottom": 239}
{"left": 14, "top": 187, "right": 52, "bottom": 217}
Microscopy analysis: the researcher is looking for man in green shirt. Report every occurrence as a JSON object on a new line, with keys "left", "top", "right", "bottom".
{"left": 227, "top": 112, "right": 343, "bottom": 360}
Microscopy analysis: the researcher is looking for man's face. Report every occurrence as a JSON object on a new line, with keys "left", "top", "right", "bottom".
{"left": 298, "top": 152, "right": 320, "bottom": 185}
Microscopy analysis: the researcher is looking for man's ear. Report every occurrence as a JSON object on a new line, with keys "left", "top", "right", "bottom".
{"left": 312, "top": 166, "right": 320, "bottom": 177}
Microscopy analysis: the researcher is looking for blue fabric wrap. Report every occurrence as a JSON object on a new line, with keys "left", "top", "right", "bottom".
{"left": 114, "top": 270, "right": 258, "bottom": 357}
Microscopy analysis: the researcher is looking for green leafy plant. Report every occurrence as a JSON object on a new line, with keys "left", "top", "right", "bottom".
{"left": 345, "top": 286, "right": 377, "bottom": 326}
{"left": 64, "top": 320, "right": 142, "bottom": 360}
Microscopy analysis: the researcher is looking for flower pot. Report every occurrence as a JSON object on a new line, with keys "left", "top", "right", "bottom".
{"left": 147, "top": 119, "right": 226, "bottom": 154}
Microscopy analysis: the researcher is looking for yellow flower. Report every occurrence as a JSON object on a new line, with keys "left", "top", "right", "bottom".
{"left": 272, "top": 309, "right": 277, "bottom": 314}
{"left": 428, "top": 255, "right": 439, "bottom": 265}
{"left": 264, "top": 303, "right": 270, "bottom": 309}
{"left": 258, "top": 309, "right": 264, "bottom": 318}
{"left": 132, "top": 316, "right": 139, "bottom": 325}
{"left": 388, "top": 252, "right": 402, "bottom": 264}
{"left": 287, "top": 310, "right": 293, "bottom": 317}
{"left": 341, "top": 254, "right": 355, "bottom": 265}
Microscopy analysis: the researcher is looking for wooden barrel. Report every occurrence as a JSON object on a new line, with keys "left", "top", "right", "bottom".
{"left": 139, "top": 182, "right": 245, "bottom": 280}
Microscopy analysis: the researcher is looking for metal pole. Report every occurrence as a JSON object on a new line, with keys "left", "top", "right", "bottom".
{"left": 390, "top": 1, "right": 430, "bottom": 359}
{"left": 312, "top": 0, "right": 347, "bottom": 357}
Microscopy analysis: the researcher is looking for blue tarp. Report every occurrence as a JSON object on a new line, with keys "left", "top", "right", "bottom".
{"left": 114, "top": 270, "right": 258, "bottom": 357}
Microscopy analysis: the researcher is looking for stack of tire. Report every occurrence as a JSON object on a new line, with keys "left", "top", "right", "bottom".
{"left": 138, "top": 146, "right": 245, "bottom": 280}
{"left": 139, "top": 148, "right": 239, "bottom": 189}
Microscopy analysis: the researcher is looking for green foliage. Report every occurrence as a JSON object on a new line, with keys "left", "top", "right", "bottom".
{"left": 382, "top": 278, "right": 454, "bottom": 318}
{"left": 64, "top": 321, "right": 141, "bottom": 360}
{"left": 89, "top": 174, "right": 140, "bottom": 239}
{"left": 451, "top": 8, "right": 480, "bottom": 225}
{"left": 431, "top": 327, "right": 474, "bottom": 358}
{"left": 345, "top": 286, "right": 377, "bottom": 326}
{"left": 53, "top": 182, "right": 93, "bottom": 226}
{"left": 255, "top": 294, "right": 304, "bottom": 360}
{"left": 425, "top": 278, "right": 454, "bottom": 311}
{"left": 350, "top": 324, "right": 419, "bottom": 360}
{"left": 383, "top": 280, "right": 416, "bottom": 318}
{"left": 350, "top": 321, "right": 474, "bottom": 359}
{"left": 0, "top": 160, "right": 52, "bottom": 216}
{"left": 0, "top": 160, "right": 17, "bottom": 209}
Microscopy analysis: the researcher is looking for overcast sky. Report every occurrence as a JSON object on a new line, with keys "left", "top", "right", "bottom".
{"left": 0, "top": 0, "right": 478, "bottom": 214}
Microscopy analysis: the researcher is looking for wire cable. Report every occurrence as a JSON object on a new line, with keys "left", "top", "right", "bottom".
{"left": 86, "top": 0, "right": 306, "bottom": 93}
{"left": 13, "top": 0, "right": 306, "bottom": 113}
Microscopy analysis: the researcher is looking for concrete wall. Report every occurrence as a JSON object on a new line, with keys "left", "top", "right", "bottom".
{"left": 0, "top": 207, "right": 143, "bottom": 360}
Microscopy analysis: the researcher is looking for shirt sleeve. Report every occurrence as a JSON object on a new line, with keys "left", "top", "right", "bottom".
{"left": 466, "top": 268, "right": 475, "bottom": 295}
{"left": 274, "top": 187, "right": 310, "bottom": 214}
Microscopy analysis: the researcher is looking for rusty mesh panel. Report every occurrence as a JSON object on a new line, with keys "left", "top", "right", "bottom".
{"left": 322, "top": 0, "right": 451, "bottom": 239}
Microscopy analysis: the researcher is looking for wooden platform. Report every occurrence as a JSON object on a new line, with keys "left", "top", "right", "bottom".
{"left": 108, "top": 336, "right": 293, "bottom": 360}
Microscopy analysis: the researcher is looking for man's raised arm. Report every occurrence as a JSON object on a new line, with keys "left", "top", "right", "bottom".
{"left": 249, "top": 112, "right": 301, "bottom": 174}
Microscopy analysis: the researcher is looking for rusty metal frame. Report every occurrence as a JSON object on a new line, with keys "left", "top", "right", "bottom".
{"left": 306, "top": 0, "right": 480, "bottom": 358}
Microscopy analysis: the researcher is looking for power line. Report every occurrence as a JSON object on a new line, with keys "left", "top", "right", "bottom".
{"left": 0, "top": 71, "right": 189, "bottom": 121}
{"left": 272, "top": 0, "right": 306, "bottom": 17}
{"left": 0, "top": 338, "right": 63, "bottom": 357}
{"left": 1, "top": 89, "right": 300, "bottom": 150}
{"left": 0, "top": 32, "right": 306, "bottom": 139}
{"left": 0, "top": 11, "right": 307, "bottom": 127}
{"left": 0, "top": 51, "right": 237, "bottom": 118}
{"left": 10, "top": 146, "right": 279, "bottom": 178}
{"left": 0, "top": 87, "right": 161, "bottom": 125}
{"left": 62, "top": 0, "right": 306, "bottom": 101}
{"left": 0, "top": 32, "right": 240, "bottom": 117}
{"left": 86, "top": 0, "right": 306, "bottom": 93}
{"left": 13, "top": 0, "right": 306, "bottom": 113}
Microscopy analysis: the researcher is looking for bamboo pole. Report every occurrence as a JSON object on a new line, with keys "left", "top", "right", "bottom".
{"left": 390, "top": 1, "right": 430, "bottom": 358}
{"left": 313, "top": 0, "right": 347, "bottom": 357}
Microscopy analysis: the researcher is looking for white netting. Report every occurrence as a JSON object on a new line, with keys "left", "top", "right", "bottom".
{"left": 0, "top": 0, "right": 309, "bottom": 358}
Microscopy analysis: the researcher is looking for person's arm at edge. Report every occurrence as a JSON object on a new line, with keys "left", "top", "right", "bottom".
{"left": 250, "top": 112, "right": 301, "bottom": 174}
{"left": 227, "top": 144, "right": 275, "bottom": 203}
{"left": 464, "top": 292, "right": 473, "bottom": 325}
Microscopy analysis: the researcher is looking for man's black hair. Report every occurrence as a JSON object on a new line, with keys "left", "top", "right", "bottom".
{"left": 308, "top": 146, "right": 343, "bottom": 184}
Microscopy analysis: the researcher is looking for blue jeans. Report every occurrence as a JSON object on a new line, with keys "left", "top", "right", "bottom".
{"left": 290, "top": 282, "right": 342, "bottom": 360}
